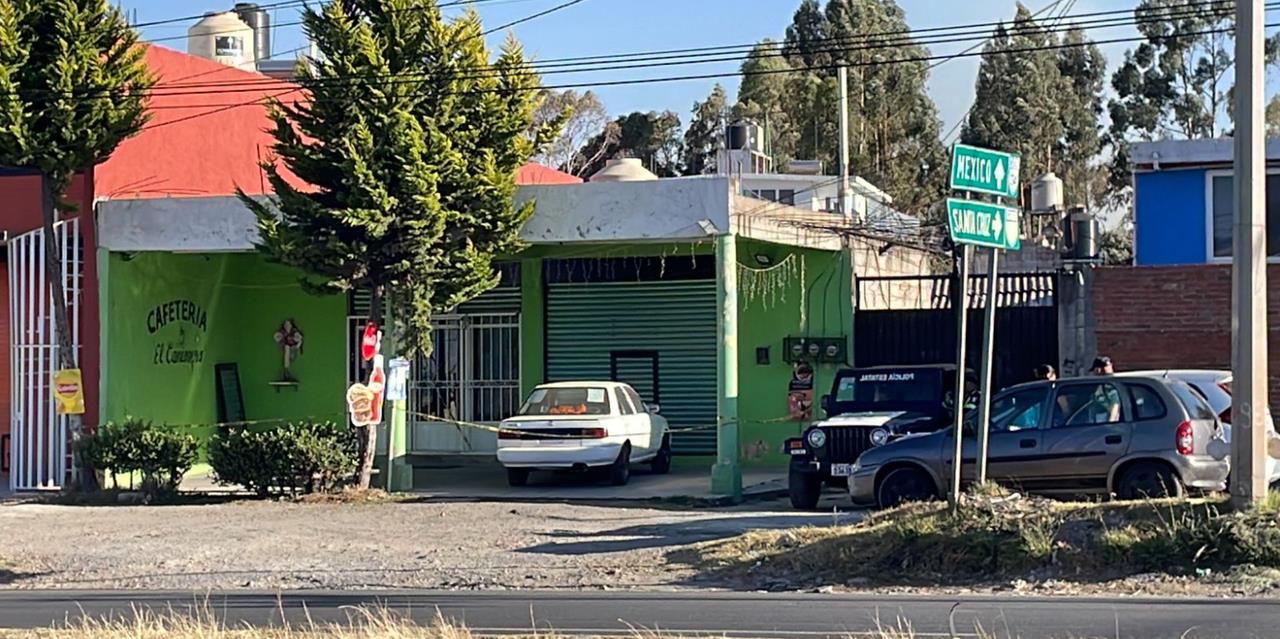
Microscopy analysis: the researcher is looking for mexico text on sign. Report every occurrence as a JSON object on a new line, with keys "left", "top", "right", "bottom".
{"left": 950, "top": 143, "right": 1021, "bottom": 199}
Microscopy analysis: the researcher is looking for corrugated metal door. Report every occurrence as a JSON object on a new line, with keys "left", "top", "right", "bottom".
{"left": 546, "top": 278, "right": 717, "bottom": 454}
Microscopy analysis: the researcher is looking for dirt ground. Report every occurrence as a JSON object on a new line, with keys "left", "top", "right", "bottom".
{"left": 0, "top": 496, "right": 858, "bottom": 591}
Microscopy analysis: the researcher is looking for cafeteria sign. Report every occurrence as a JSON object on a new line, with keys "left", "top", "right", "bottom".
{"left": 52, "top": 368, "right": 85, "bottom": 415}
{"left": 148, "top": 299, "right": 208, "bottom": 366}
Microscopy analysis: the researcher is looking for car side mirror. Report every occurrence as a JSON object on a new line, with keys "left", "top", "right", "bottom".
{"left": 647, "top": 403, "right": 661, "bottom": 415}
{"left": 821, "top": 395, "right": 832, "bottom": 416}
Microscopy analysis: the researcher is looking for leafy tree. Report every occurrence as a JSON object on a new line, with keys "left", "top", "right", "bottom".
{"left": 1267, "top": 95, "right": 1280, "bottom": 136}
{"left": 576, "top": 110, "right": 683, "bottom": 177}
{"left": 1099, "top": 214, "right": 1135, "bottom": 266}
{"left": 0, "top": 0, "right": 152, "bottom": 488}
{"left": 823, "top": 0, "right": 948, "bottom": 216}
{"left": 962, "top": 8, "right": 1106, "bottom": 208}
{"left": 242, "top": 0, "right": 556, "bottom": 488}
{"left": 1106, "top": 0, "right": 1280, "bottom": 205}
{"left": 530, "top": 89, "right": 609, "bottom": 177}
{"left": 683, "top": 84, "right": 727, "bottom": 175}
{"left": 734, "top": 40, "right": 799, "bottom": 168}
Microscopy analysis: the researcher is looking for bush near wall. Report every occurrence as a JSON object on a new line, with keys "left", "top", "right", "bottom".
{"left": 78, "top": 419, "right": 199, "bottom": 499}
{"left": 209, "top": 421, "right": 358, "bottom": 496}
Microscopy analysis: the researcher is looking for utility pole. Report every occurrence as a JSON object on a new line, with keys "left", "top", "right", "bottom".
{"left": 838, "top": 66, "right": 852, "bottom": 219}
{"left": 1231, "top": 0, "right": 1269, "bottom": 508}
{"left": 949, "top": 246, "right": 971, "bottom": 508}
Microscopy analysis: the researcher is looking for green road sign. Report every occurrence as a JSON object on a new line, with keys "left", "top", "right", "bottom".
{"left": 947, "top": 198, "right": 1021, "bottom": 251}
{"left": 950, "top": 143, "right": 1021, "bottom": 199}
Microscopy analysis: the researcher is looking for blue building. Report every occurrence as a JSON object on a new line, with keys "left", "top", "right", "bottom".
{"left": 1132, "top": 139, "right": 1280, "bottom": 265}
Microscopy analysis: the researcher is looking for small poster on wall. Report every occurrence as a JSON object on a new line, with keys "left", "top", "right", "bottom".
{"left": 52, "top": 369, "right": 85, "bottom": 416}
{"left": 787, "top": 361, "right": 814, "bottom": 421}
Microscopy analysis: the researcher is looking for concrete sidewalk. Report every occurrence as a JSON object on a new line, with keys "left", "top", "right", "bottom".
{"left": 410, "top": 459, "right": 786, "bottom": 502}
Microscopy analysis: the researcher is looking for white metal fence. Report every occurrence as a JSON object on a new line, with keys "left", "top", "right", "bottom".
{"left": 8, "top": 219, "right": 81, "bottom": 491}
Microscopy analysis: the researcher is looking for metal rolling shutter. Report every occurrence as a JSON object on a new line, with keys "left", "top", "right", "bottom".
{"left": 546, "top": 279, "right": 718, "bottom": 455}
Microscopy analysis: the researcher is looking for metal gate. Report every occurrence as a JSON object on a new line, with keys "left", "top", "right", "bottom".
{"left": 855, "top": 272, "right": 1057, "bottom": 391}
{"left": 8, "top": 219, "right": 81, "bottom": 491}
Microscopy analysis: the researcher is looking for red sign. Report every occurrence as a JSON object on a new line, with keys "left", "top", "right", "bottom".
{"left": 360, "top": 322, "right": 379, "bottom": 361}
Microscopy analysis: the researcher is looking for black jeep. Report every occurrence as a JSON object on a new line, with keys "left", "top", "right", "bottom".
{"left": 784, "top": 364, "right": 974, "bottom": 509}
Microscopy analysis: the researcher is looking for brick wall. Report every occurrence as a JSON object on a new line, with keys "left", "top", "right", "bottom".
{"left": 1094, "top": 264, "right": 1280, "bottom": 409}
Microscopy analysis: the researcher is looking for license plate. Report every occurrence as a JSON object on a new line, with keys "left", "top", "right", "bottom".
{"left": 830, "top": 463, "right": 854, "bottom": 477}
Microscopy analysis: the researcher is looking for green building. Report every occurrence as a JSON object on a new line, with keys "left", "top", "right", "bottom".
{"left": 95, "top": 170, "right": 888, "bottom": 494}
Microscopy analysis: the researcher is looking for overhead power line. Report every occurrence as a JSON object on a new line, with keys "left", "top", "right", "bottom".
{"left": 131, "top": 2, "right": 1274, "bottom": 131}
{"left": 99, "top": 0, "right": 1264, "bottom": 105}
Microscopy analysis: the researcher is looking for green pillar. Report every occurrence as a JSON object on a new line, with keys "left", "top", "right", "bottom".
{"left": 519, "top": 257, "right": 545, "bottom": 397}
{"left": 711, "top": 234, "right": 742, "bottom": 500}
{"left": 386, "top": 398, "right": 412, "bottom": 492}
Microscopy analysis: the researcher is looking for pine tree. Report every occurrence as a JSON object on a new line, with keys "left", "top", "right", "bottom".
{"left": 683, "top": 84, "right": 727, "bottom": 175}
{"left": 0, "top": 0, "right": 152, "bottom": 488}
{"left": 1055, "top": 27, "right": 1107, "bottom": 208}
{"left": 242, "top": 0, "right": 557, "bottom": 488}
{"left": 783, "top": 0, "right": 830, "bottom": 69}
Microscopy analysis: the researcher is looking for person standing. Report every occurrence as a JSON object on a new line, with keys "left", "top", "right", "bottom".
{"left": 1034, "top": 364, "right": 1057, "bottom": 381}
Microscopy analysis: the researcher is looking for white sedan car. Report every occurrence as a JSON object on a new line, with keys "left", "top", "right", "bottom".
{"left": 496, "top": 382, "right": 671, "bottom": 487}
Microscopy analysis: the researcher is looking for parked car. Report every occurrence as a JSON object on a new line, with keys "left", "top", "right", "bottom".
{"left": 784, "top": 364, "right": 974, "bottom": 509}
{"left": 1119, "top": 369, "right": 1280, "bottom": 485}
{"left": 496, "top": 382, "right": 671, "bottom": 487}
{"left": 847, "top": 374, "right": 1229, "bottom": 508}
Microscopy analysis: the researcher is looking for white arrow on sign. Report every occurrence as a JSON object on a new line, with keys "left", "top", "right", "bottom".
{"left": 994, "top": 159, "right": 1006, "bottom": 190}
{"left": 991, "top": 210, "right": 1004, "bottom": 240}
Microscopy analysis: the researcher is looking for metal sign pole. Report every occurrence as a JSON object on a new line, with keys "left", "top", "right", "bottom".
{"left": 950, "top": 244, "right": 972, "bottom": 508}
{"left": 975, "top": 248, "right": 1000, "bottom": 485}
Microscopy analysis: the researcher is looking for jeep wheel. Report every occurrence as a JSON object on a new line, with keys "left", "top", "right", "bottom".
{"left": 1116, "top": 461, "right": 1184, "bottom": 500}
{"left": 876, "top": 467, "right": 936, "bottom": 509}
{"left": 609, "top": 444, "right": 632, "bottom": 486}
{"left": 788, "top": 471, "right": 822, "bottom": 509}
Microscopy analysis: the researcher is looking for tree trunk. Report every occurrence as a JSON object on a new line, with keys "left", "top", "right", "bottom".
{"left": 354, "top": 285, "right": 384, "bottom": 490}
{"left": 40, "top": 175, "right": 95, "bottom": 492}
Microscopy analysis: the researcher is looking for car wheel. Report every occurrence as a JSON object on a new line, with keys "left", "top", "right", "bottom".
{"left": 788, "top": 471, "right": 822, "bottom": 509}
{"left": 650, "top": 436, "right": 672, "bottom": 475}
{"left": 1116, "top": 461, "right": 1184, "bottom": 500}
{"left": 610, "top": 444, "right": 632, "bottom": 486}
{"left": 506, "top": 467, "right": 530, "bottom": 487}
{"left": 876, "top": 467, "right": 937, "bottom": 509}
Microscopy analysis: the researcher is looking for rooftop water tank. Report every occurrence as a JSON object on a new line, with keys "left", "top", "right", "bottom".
{"left": 1030, "top": 172, "right": 1064, "bottom": 213}
{"left": 589, "top": 158, "right": 659, "bottom": 182}
{"left": 188, "top": 12, "right": 254, "bottom": 69}
{"left": 234, "top": 2, "right": 271, "bottom": 61}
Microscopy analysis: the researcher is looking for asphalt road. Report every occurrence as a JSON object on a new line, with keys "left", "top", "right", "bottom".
{"left": 0, "top": 590, "right": 1276, "bottom": 638}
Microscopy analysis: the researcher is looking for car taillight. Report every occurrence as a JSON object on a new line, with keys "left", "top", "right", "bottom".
{"left": 1176, "top": 420, "right": 1194, "bottom": 456}
{"left": 498, "top": 429, "right": 520, "bottom": 440}
{"left": 584, "top": 428, "right": 607, "bottom": 439}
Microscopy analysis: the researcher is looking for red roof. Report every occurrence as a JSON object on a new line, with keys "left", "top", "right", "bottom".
{"left": 516, "top": 163, "right": 581, "bottom": 185}
{"left": 96, "top": 47, "right": 576, "bottom": 200}
{"left": 95, "top": 46, "right": 304, "bottom": 200}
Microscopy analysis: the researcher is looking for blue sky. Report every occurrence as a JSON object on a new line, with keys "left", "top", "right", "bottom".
{"left": 126, "top": 0, "right": 1142, "bottom": 137}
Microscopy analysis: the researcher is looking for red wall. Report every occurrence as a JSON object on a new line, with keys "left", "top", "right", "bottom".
{"left": 1094, "top": 264, "right": 1280, "bottom": 412}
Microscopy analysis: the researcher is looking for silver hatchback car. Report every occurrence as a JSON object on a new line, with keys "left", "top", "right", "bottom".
{"left": 848, "top": 374, "right": 1227, "bottom": 508}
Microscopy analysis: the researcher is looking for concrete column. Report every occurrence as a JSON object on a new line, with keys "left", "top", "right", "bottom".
{"left": 1231, "top": 0, "right": 1269, "bottom": 507}
{"left": 711, "top": 234, "right": 742, "bottom": 500}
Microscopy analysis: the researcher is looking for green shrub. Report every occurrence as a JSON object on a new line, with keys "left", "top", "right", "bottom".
{"left": 209, "top": 421, "right": 358, "bottom": 496}
{"left": 78, "top": 419, "right": 198, "bottom": 499}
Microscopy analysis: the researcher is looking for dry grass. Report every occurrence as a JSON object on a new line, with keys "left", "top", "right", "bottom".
{"left": 292, "top": 489, "right": 401, "bottom": 505}
{"left": 0, "top": 604, "right": 1111, "bottom": 639}
{"left": 689, "top": 488, "right": 1280, "bottom": 590}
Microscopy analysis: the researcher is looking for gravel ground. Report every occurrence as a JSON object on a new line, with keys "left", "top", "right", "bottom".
{"left": 0, "top": 498, "right": 857, "bottom": 591}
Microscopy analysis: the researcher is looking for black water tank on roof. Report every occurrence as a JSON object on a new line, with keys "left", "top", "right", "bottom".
{"left": 234, "top": 2, "right": 271, "bottom": 60}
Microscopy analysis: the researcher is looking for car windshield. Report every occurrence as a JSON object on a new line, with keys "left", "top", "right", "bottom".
{"left": 832, "top": 369, "right": 943, "bottom": 413}
{"left": 518, "top": 387, "right": 611, "bottom": 416}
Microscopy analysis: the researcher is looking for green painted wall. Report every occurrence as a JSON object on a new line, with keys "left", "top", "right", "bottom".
{"left": 735, "top": 237, "right": 851, "bottom": 467}
{"left": 519, "top": 257, "right": 544, "bottom": 398}
{"left": 103, "top": 252, "right": 347, "bottom": 445}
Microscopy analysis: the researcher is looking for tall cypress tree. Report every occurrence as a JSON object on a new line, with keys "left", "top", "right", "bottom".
{"left": 243, "top": 0, "right": 557, "bottom": 488}
{"left": 683, "top": 84, "right": 727, "bottom": 175}
{"left": 0, "top": 0, "right": 152, "bottom": 487}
